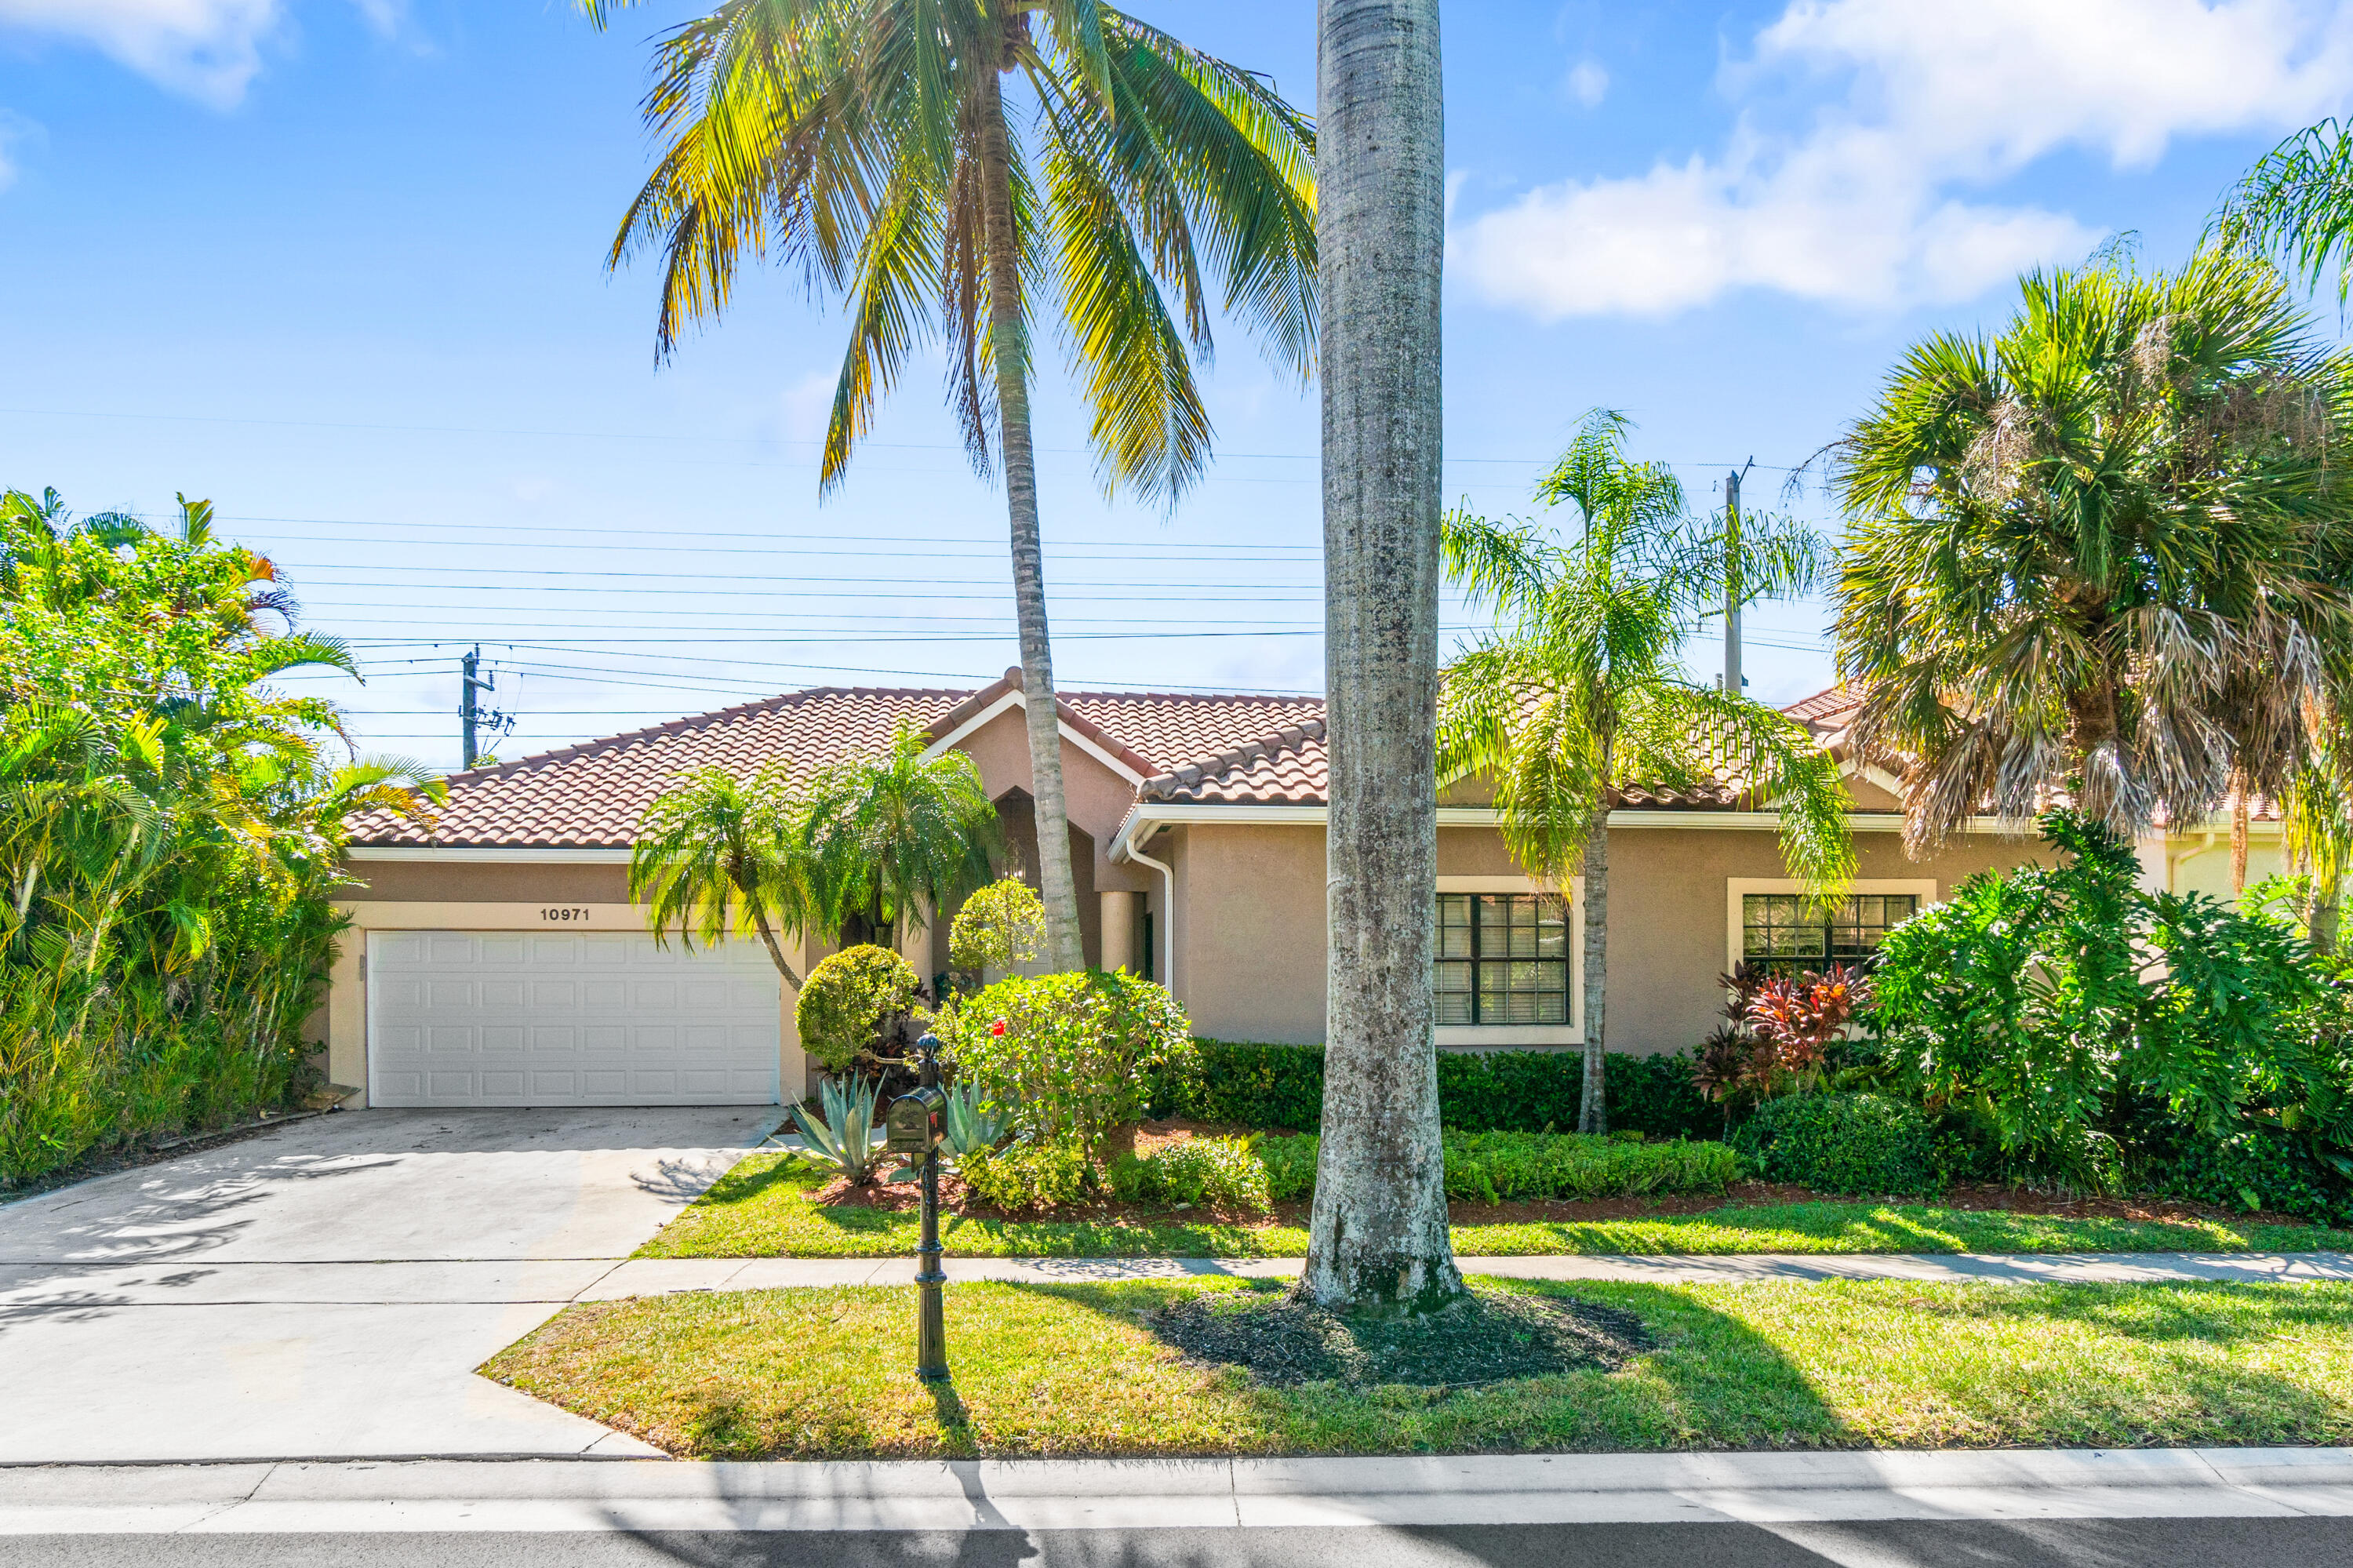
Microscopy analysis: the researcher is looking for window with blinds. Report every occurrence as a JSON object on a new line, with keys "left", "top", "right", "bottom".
{"left": 1434, "top": 893, "right": 1571, "bottom": 1025}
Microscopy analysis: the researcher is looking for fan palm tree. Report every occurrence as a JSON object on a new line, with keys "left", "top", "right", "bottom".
{"left": 1833, "top": 250, "right": 2353, "bottom": 855}
{"left": 630, "top": 762, "right": 821, "bottom": 986}
{"left": 580, "top": 0, "right": 1317, "bottom": 974}
{"left": 1440, "top": 411, "right": 1855, "bottom": 1136}
{"left": 802, "top": 722, "right": 1000, "bottom": 948}
{"left": 1299, "top": 0, "right": 1457, "bottom": 1314}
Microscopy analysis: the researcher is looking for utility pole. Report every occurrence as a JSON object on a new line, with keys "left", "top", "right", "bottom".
{"left": 1723, "top": 460, "right": 1751, "bottom": 696}
{"left": 460, "top": 646, "right": 494, "bottom": 769}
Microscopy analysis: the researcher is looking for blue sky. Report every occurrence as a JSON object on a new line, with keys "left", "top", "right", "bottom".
{"left": 5, "top": 0, "right": 2351, "bottom": 771}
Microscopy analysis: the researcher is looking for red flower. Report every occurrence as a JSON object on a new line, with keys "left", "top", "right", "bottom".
{"left": 989, "top": 1019, "right": 1007, "bottom": 1037}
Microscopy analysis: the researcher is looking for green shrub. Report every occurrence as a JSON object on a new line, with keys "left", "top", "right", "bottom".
{"left": 947, "top": 878, "right": 1046, "bottom": 976}
{"left": 1246, "top": 1130, "right": 1736, "bottom": 1204}
{"left": 2135, "top": 1124, "right": 2352, "bottom": 1224}
{"left": 795, "top": 945, "right": 919, "bottom": 1072}
{"left": 942, "top": 970, "right": 1195, "bottom": 1152}
{"left": 1153, "top": 1042, "right": 1716, "bottom": 1139}
{"left": 1104, "top": 1136, "right": 1273, "bottom": 1212}
{"left": 1731, "top": 1093, "right": 1940, "bottom": 1195}
{"left": 955, "top": 1139, "right": 1089, "bottom": 1211}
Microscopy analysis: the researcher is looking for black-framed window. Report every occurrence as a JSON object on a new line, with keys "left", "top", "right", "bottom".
{"left": 1435, "top": 893, "right": 1571, "bottom": 1025}
{"left": 1741, "top": 893, "right": 1918, "bottom": 973}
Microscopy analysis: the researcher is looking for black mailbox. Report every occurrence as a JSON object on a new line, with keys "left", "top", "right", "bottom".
{"left": 885, "top": 1086, "right": 945, "bottom": 1155}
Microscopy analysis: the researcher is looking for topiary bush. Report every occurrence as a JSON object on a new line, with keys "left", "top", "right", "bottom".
{"left": 947, "top": 877, "right": 1046, "bottom": 977}
{"left": 1104, "top": 1136, "right": 1273, "bottom": 1212}
{"left": 941, "top": 969, "right": 1195, "bottom": 1153}
{"left": 1151, "top": 1042, "right": 1716, "bottom": 1140}
{"left": 1730, "top": 1092, "right": 1939, "bottom": 1195}
{"left": 795, "top": 945, "right": 920, "bottom": 1072}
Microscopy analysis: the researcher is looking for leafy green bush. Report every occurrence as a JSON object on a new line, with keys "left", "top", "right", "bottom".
{"left": 1153, "top": 1042, "right": 1715, "bottom": 1139}
{"left": 2133, "top": 1123, "right": 2353, "bottom": 1224}
{"left": 1874, "top": 809, "right": 2352, "bottom": 1191}
{"left": 956, "top": 1138, "right": 1089, "bottom": 1211}
{"left": 1104, "top": 1136, "right": 1273, "bottom": 1212}
{"left": 795, "top": 945, "right": 919, "bottom": 1072}
{"left": 1730, "top": 1093, "right": 1940, "bottom": 1195}
{"left": 947, "top": 877, "right": 1046, "bottom": 977}
{"left": 1248, "top": 1129, "right": 1737, "bottom": 1204}
{"left": 942, "top": 970, "right": 1195, "bottom": 1153}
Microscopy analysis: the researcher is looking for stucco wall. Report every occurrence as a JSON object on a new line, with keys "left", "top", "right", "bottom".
{"left": 1166, "top": 819, "right": 2053, "bottom": 1053}
{"left": 340, "top": 859, "right": 632, "bottom": 903}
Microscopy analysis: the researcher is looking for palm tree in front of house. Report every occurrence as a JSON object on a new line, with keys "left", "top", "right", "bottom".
{"left": 580, "top": 0, "right": 1317, "bottom": 976}
{"left": 802, "top": 723, "right": 1000, "bottom": 953}
{"left": 1440, "top": 410, "right": 1856, "bottom": 1135}
{"left": 631, "top": 762, "right": 823, "bottom": 986}
{"left": 1298, "top": 0, "right": 1459, "bottom": 1314}
{"left": 1833, "top": 251, "right": 2353, "bottom": 860}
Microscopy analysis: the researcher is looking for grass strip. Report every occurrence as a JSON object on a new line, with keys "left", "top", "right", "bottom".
{"left": 483, "top": 1277, "right": 2353, "bottom": 1460}
{"left": 636, "top": 1155, "right": 2353, "bottom": 1260}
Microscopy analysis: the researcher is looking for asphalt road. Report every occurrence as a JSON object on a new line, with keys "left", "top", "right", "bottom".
{"left": 10, "top": 1519, "right": 2353, "bottom": 1567}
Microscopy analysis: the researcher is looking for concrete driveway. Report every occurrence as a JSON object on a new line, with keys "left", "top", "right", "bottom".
{"left": 0, "top": 1106, "right": 776, "bottom": 1464}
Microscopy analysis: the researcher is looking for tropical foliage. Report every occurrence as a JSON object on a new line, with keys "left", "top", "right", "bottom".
{"left": 630, "top": 762, "right": 818, "bottom": 985}
{"left": 1440, "top": 409, "right": 1854, "bottom": 1133}
{"left": 1872, "top": 809, "right": 2353, "bottom": 1210}
{"left": 1832, "top": 249, "right": 2353, "bottom": 852}
{"left": 794, "top": 944, "right": 922, "bottom": 1073}
{"left": 581, "top": 0, "right": 1317, "bottom": 973}
{"left": 0, "top": 489, "right": 437, "bottom": 1185}
{"left": 940, "top": 968, "right": 1193, "bottom": 1155}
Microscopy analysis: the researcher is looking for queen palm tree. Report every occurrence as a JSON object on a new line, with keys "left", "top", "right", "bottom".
{"left": 1440, "top": 411, "right": 1855, "bottom": 1135}
{"left": 580, "top": 0, "right": 1316, "bottom": 974}
{"left": 1298, "top": 0, "right": 1457, "bottom": 1314}
{"left": 1834, "top": 250, "right": 2353, "bottom": 855}
{"left": 801, "top": 722, "right": 1000, "bottom": 948}
{"left": 630, "top": 762, "right": 820, "bottom": 985}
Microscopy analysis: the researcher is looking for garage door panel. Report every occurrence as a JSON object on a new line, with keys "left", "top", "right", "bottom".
{"left": 369, "top": 929, "right": 780, "bottom": 1108}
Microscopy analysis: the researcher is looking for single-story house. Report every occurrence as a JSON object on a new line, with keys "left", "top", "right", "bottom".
{"left": 325, "top": 670, "right": 2285, "bottom": 1109}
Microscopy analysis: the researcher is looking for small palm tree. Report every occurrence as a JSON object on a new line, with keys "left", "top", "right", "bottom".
{"left": 630, "top": 762, "right": 820, "bottom": 985}
{"left": 1440, "top": 411, "right": 1855, "bottom": 1135}
{"left": 1833, "top": 250, "right": 2353, "bottom": 853}
{"left": 580, "top": 0, "right": 1317, "bottom": 974}
{"left": 802, "top": 723, "right": 1000, "bottom": 949}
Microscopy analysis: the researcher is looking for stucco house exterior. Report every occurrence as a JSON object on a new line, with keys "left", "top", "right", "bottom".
{"left": 325, "top": 670, "right": 2282, "bottom": 1109}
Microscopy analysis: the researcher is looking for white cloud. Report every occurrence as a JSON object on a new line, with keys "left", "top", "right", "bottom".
{"left": 0, "top": 109, "right": 42, "bottom": 190}
{"left": 1563, "top": 58, "right": 1609, "bottom": 109}
{"left": 0, "top": 0, "right": 404, "bottom": 107}
{"left": 1456, "top": 0, "right": 2353, "bottom": 319}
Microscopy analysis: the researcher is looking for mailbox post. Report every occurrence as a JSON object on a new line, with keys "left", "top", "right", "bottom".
{"left": 885, "top": 1034, "right": 949, "bottom": 1381}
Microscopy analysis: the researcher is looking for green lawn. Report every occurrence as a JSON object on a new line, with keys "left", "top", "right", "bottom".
{"left": 639, "top": 1154, "right": 2353, "bottom": 1259}
{"left": 484, "top": 1276, "right": 2353, "bottom": 1459}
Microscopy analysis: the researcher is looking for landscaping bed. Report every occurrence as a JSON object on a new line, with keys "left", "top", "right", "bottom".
{"left": 636, "top": 1142, "right": 2353, "bottom": 1260}
{"left": 482, "top": 1275, "right": 2353, "bottom": 1459}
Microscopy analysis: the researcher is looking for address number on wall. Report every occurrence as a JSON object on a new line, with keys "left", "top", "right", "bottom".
{"left": 540, "top": 907, "right": 591, "bottom": 922}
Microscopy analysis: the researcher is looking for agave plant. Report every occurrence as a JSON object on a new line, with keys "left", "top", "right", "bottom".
{"left": 941, "top": 1081, "right": 1016, "bottom": 1161}
{"left": 788, "top": 1074, "right": 882, "bottom": 1184}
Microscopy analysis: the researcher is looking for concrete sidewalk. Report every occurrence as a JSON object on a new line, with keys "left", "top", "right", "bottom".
{"left": 582, "top": 1249, "right": 2353, "bottom": 1298}
{"left": 6, "top": 1448, "right": 2353, "bottom": 1534}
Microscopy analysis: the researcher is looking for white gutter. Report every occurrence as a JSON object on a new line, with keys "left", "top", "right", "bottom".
{"left": 1122, "top": 830, "right": 1177, "bottom": 995}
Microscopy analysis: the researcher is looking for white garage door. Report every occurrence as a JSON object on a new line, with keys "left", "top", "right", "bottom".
{"left": 367, "top": 930, "right": 781, "bottom": 1107}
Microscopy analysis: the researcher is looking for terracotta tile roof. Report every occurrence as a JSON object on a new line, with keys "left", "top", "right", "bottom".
{"left": 350, "top": 676, "right": 1864, "bottom": 847}
{"left": 351, "top": 686, "right": 970, "bottom": 848}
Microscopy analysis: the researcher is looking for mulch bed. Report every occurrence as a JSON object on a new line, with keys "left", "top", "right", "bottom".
{"left": 1145, "top": 1283, "right": 1651, "bottom": 1388}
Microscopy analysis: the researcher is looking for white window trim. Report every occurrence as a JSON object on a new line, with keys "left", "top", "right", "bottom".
{"left": 1435, "top": 874, "right": 1583, "bottom": 1047}
{"left": 1725, "top": 877, "right": 1939, "bottom": 976}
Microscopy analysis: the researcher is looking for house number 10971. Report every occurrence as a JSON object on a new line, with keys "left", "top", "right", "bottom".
{"left": 540, "top": 907, "right": 591, "bottom": 922}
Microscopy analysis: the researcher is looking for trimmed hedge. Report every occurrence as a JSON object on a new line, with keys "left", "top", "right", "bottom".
{"left": 2136, "top": 1126, "right": 2353, "bottom": 1225}
{"left": 1730, "top": 1093, "right": 1939, "bottom": 1196}
{"left": 1153, "top": 1040, "right": 1716, "bottom": 1141}
{"left": 1254, "top": 1129, "right": 1740, "bottom": 1204}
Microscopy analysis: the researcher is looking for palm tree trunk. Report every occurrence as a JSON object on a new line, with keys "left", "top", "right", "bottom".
{"left": 2231, "top": 778, "right": 2251, "bottom": 895}
{"left": 747, "top": 906, "right": 803, "bottom": 991}
{"left": 1578, "top": 816, "right": 1608, "bottom": 1135}
{"left": 977, "top": 53, "right": 1086, "bottom": 974}
{"left": 1299, "top": 0, "right": 1460, "bottom": 1314}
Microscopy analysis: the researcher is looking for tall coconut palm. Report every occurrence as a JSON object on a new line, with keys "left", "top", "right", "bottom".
{"left": 2215, "top": 117, "right": 2353, "bottom": 304}
{"left": 1441, "top": 412, "right": 1854, "bottom": 1135}
{"left": 630, "top": 762, "right": 821, "bottom": 985}
{"left": 580, "top": 0, "right": 1316, "bottom": 974}
{"left": 1834, "top": 250, "right": 2353, "bottom": 855}
{"left": 802, "top": 722, "right": 1000, "bottom": 948}
{"left": 1298, "top": 0, "right": 1456, "bottom": 1314}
